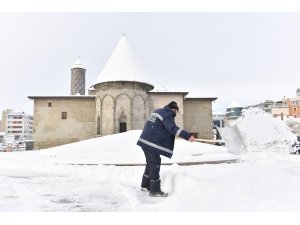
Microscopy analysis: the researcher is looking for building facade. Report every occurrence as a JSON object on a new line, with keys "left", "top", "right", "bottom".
{"left": 213, "top": 113, "right": 225, "bottom": 128}
{"left": 1, "top": 109, "right": 33, "bottom": 141}
{"left": 29, "top": 35, "right": 217, "bottom": 149}
{"left": 283, "top": 96, "right": 300, "bottom": 118}
{"left": 0, "top": 132, "right": 4, "bottom": 143}
{"left": 267, "top": 89, "right": 300, "bottom": 119}
{"left": 224, "top": 100, "right": 243, "bottom": 126}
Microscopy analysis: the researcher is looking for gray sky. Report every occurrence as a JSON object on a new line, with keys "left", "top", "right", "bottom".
{"left": 1, "top": 12, "right": 300, "bottom": 115}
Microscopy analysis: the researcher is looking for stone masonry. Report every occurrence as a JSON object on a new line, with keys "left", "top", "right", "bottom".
{"left": 71, "top": 67, "right": 86, "bottom": 95}
{"left": 30, "top": 96, "right": 95, "bottom": 149}
{"left": 183, "top": 98, "right": 215, "bottom": 139}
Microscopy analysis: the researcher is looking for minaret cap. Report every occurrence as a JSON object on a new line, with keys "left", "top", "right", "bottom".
{"left": 71, "top": 56, "right": 86, "bottom": 69}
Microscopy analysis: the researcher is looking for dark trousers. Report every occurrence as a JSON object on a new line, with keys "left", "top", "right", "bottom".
{"left": 141, "top": 148, "right": 161, "bottom": 192}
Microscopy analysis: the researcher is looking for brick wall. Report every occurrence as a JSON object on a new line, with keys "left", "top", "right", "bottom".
{"left": 183, "top": 99, "right": 214, "bottom": 139}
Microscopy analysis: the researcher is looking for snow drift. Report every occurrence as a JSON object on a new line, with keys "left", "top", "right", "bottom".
{"left": 236, "top": 107, "right": 296, "bottom": 152}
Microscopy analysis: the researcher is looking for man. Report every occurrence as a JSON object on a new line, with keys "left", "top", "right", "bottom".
{"left": 137, "top": 101, "right": 196, "bottom": 197}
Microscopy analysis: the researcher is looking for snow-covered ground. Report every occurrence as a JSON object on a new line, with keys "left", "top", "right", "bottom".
{"left": 1, "top": 108, "right": 300, "bottom": 213}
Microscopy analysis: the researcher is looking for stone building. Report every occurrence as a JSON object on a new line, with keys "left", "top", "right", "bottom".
{"left": 29, "top": 35, "right": 217, "bottom": 149}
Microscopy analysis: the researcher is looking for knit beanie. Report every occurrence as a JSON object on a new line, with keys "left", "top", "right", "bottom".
{"left": 168, "top": 101, "right": 179, "bottom": 111}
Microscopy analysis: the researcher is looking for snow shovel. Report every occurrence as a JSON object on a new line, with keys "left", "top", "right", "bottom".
{"left": 195, "top": 138, "right": 225, "bottom": 145}
{"left": 217, "top": 125, "right": 247, "bottom": 154}
{"left": 195, "top": 125, "right": 246, "bottom": 155}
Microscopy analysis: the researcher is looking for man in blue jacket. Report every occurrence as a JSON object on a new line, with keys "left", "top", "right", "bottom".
{"left": 137, "top": 101, "right": 196, "bottom": 197}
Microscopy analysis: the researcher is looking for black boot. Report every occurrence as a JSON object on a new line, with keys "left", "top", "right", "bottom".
{"left": 149, "top": 191, "right": 168, "bottom": 197}
{"left": 141, "top": 174, "right": 150, "bottom": 191}
{"left": 149, "top": 179, "right": 168, "bottom": 197}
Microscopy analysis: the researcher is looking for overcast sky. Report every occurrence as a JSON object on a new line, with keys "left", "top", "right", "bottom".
{"left": 1, "top": 12, "right": 300, "bottom": 115}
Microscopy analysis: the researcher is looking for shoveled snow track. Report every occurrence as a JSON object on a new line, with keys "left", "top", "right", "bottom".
{"left": 63, "top": 158, "right": 240, "bottom": 166}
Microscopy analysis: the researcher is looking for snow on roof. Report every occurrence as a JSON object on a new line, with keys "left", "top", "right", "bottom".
{"left": 88, "top": 86, "right": 96, "bottom": 91}
{"left": 288, "top": 96, "right": 300, "bottom": 101}
{"left": 149, "top": 90, "right": 189, "bottom": 96}
{"left": 94, "top": 34, "right": 152, "bottom": 86}
{"left": 28, "top": 96, "right": 95, "bottom": 100}
{"left": 71, "top": 56, "right": 85, "bottom": 69}
{"left": 227, "top": 100, "right": 241, "bottom": 108}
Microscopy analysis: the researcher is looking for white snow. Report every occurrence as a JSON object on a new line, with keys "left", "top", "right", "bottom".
{"left": 71, "top": 56, "right": 85, "bottom": 69}
{"left": 1, "top": 108, "right": 300, "bottom": 213}
{"left": 227, "top": 100, "right": 241, "bottom": 108}
{"left": 237, "top": 107, "right": 296, "bottom": 151}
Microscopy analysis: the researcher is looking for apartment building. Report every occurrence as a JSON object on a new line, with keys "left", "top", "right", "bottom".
{"left": 2, "top": 109, "right": 33, "bottom": 141}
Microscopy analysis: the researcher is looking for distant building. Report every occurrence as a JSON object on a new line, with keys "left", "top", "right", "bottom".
{"left": 247, "top": 100, "right": 289, "bottom": 117}
{"left": 213, "top": 113, "right": 225, "bottom": 128}
{"left": 270, "top": 100, "right": 289, "bottom": 118}
{"left": 283, "top": 96, "right": 300, "bottom": 118}
{"left": 212, "top": 113, "right": 224, "bottom": 140}
{"left": 248, "top": 100, "right": 275, "bottom": 113}
{"left": 245, "top": 88, "right": 300, "bottom": 119}
{"left": 1, "top": 109, "right": 13, "bottom": 134}
{"left": 224, "top": 100, "right": 243, "bottom": 126}
{"left": 29, "top": 35, "right": 217, "bottom": 149}
{"left": 0, "top": 132, "right": 4, "bottom": 143}
{"left": 270, "top": 88, "right": 300, "bottom": 119}
{"left": 1, "top": 109, "right": 33, "bottom": 141}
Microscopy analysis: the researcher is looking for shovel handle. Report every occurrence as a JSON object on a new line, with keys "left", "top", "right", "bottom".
{"left": 195, "top": 138, "right": 225, "bottom": 145}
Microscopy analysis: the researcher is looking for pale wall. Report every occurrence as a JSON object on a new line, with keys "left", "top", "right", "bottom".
{"left": 271, "top": 107, "right": 289, "bottom": 116}
{"left": 33, "top": 97, "right": 95, "bottom": 149}
{"left": 149, "top": 93, "right": 185, "bottom": 128}
{"left": 95, "top": 81, "right": 153, "bottom": 135}
{"left": 183, "top": 98, "right": 214, "bottom": 139}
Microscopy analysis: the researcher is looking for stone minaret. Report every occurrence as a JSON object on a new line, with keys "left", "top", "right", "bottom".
{"left": 71, "top": 57, "right": 86, "bottom": 95}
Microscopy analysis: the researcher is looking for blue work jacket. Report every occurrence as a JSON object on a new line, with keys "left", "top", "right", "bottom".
{"left": 137, "top": 105, "right": 191, "bottom": 158}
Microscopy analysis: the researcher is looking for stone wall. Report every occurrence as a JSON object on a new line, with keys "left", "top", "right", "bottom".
{"left": 94, "top": 81, "right": 154, "bottom": 135}
{"left": 148, "top": 93, "right": 185, "bottom": 128}
{"left": 183, "top": 98, "right": 214, "bottom": 139}
{"left": 32, "top": 97, "right": 95, "bottom": 149}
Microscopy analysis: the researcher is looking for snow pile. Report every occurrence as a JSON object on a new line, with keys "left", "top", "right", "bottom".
{"left": 0, "top": 130, "right": 238, "bottom": 167}
{"left": 237, "top": 107, "right": 296, "bottom": 152}
{"left": 285, "top": 117, "right": 300, "bottom": 136}
{"left": 19, "top": 130, "right": 237, "bottom": 165}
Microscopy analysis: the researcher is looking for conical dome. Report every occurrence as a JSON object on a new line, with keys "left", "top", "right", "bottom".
{"left": 227, "top": 100, "right": 241, "bottom": 108}
{"left": 94, "top": 35, "right": 152, "bottom": 87}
